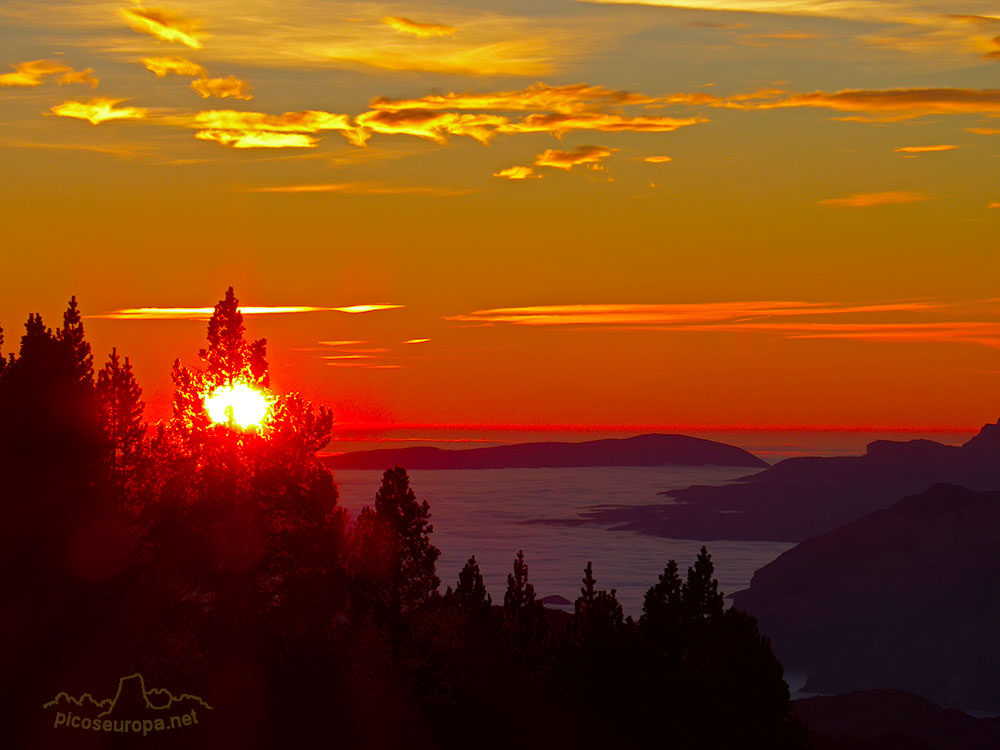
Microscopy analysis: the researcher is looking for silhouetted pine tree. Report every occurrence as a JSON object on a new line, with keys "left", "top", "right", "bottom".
{"left": 200, "top": 286, "right": 268, "bottom": 388}
{"left": 353, "top": 466, "right": 440, "bottom": 663}
{"left": 454, "top": 555, "right": 491, "bottom": 615}
{"left": 96, "top": 347, "right": 145, "bottom": 497}
{"left": 502, "top": 550, "right": 548, "bottom": 660}
{"left": 683, "top": 545, "right": 724, "bottom": 622}
{"left": 570, "top": 561, "right": 625, "bottom": 649}
{"left": 57, "top": 295, "right": 94, "bottom": 385}
{"left": 640, "top": 558, "right": 684, "bottom": 641}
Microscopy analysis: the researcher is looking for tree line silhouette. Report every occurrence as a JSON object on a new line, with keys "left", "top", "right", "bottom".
{"left": 2, "top": 290, "right": 805, "bottom": 749}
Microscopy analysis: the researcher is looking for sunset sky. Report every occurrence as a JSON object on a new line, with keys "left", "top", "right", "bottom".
{"left": 2, "top": 0, "right": 999, "bottom": 444}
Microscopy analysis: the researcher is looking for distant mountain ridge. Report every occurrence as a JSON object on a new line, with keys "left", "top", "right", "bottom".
{"left": 579, "top": 420, "right": 1000, "bottom": 542}
{"left": 733, "top": 483, "right": 1000, "bottom": 709}
{"left": 321, "top": 433, "right": 769, "bottom": 470}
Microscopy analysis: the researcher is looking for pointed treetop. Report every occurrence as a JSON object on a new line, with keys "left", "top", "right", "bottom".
{"left": 199, "top": 287, "right": 268, "bottom": 387}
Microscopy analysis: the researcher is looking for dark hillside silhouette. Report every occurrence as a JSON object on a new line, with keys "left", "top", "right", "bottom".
{"left": 323, "top": 432, "right": 768, "bottom": 470}
{"left": 580, "top": 424, "right": 1000, "bottom": 541}
{"left": 733, "top": 483, "right": 1000, "bottom": 708}
{"left": 795, "top": 690, "right": 1000, "bottom": 750}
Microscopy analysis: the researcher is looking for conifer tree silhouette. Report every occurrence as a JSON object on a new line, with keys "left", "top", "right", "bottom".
{"left": 454, "top": 555, "right": 491, "bottom": 614}
{"left": 353, "top": 466, "right": 440, "bottom": 663}
{"left": 96, "top": 347, "right": 145, "bottom": 495}
{"left": 502, "top": 550, "right": 547, "bottom": 660}
{"left": 683, "top": 545, "right": 724, "bottom": 622}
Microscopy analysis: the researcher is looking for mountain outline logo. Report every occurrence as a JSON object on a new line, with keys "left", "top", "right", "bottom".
{"left": 43, "top": 673, "right": 212, "bottom": 736}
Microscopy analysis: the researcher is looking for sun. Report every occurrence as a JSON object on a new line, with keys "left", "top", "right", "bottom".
{"left": 203, "top": 383, "right": 271, "bottom": 429}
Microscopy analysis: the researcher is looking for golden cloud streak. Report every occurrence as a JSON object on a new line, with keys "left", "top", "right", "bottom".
{"left": 403, "top": 339, "right": 431, "bottom": 344}
{"left": 50, "top": 98, "right": 147, "bottom": 125}
{"left": 142, "top": 56, "right": 206, "bottom": 77}
{"left": 195, "top": 130, "right": 316, "bottom": 148}
{"left": 370, "top": 83, "right": 657, "bottom": 114}
{"left": 120, "top": 7, "right": 204, "bottom": 49}
{"left": 819, "top": 191, "right": 931, "bottom": 207}
{"left": 755, "top": 88, "right": 1000, "bottom": 115}
{"left": 354, "top": 109, "right": 507, "bottom": 144}
{"left": 535, "top": 145, "right": 616, "bottom": 170}
{"left": 894, "top": 144, "right": 959, "bottom": 153}
{"left": 191, "top": 75, "right": 253, "bottom": 100}
{"left": 450, "top": 300, "right": 1000, "bottom": 347}
{"left": 0, "top": 59, "right": 96, "bottom": 87}
{"left": 382, "top": 16, "right": 456, "bottom": 38}
{"left": 500, "top": 112, "right": 707, "bottom": 135}
{"left": 94, "top": 305, "right": 403, "bottom": 320}
{"left": 494, "top": 166, "right": 540, "bottom": 180}
{"left": 448, "top": 301, "right": 943, "bottom": 326}
{"left": 968, "top": 127, "right": 1000, "bottom": 135}
{"left": 644, "top": 155, "right": 673, "bottom": 163}
{"left": 243, "top": 183, "right": 474, "bottom": 196}
{"left": 191, "top": 109, "right": 364, "bottom": 147}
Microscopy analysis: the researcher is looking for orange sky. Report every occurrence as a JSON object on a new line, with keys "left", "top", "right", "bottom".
{"left": 2, "top": 0, "right": 999, "bottom": 436}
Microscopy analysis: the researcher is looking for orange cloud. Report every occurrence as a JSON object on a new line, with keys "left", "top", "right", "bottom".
{"left": 894, "top": 144, "right": 960, "bottom": 153}
{"left": 382, "top": 16, "right": 456, "bottom": 38}
{"left": 644, "top": 155, "right": 673, "bottom": 163}
{"left": 354, "top": 109, "right": 507, "bottom": 144}
{"left": 50, "top": 98, "right": 147, "bottom": 125}
{"left": 757, "top": 88, "right": 1000, "bottom": 115}
{"left": 244, "top": 183, "right": 473, "bottom": 196}
{"left": 535, "top": 145, "right": 616, "bottom": 170}
{"left": 191, "top": 109, "right": 364, "bottom": 147}
{"left": 500, "top": 112, "right": 707, "bottom": 135}
{"left": 989, "top": 202, "right": 1000, "bottom": 209}
{"left": 120, "top": 7, "right": 204, "bottom": 49}
{"left": 194, "top": 129, "right": 316, "bottom": 148}
{"left": 448, "top": 301, "right": 942, "bottom": 327}
{"left": 494, "top": 166, "right": 539, "bottom": 180}
{"left": 818, "top": 191, "right": 932, "bottom": 207}
{"left": 142, "top": 56, "right": 206, "bottom": 77}
{"left": 403, "top": 339, "right": 431, "bottom": 344}
{"left": 94, "top": 305, "right": 403, "bottom": 320}
{"left": 0, "top": 60, "right": 96, "bottom": 87}
{"left": 968, "top": 127, "right": 1000, "bottom": 135}
{"left": 191, "top": 76, "right": 253, "bottom": 100}
{"left": 447, "top": 300, "right": 1000, "bottom": 347}
{"left": 370, "top": 82, "right": 658, "bottom": 114}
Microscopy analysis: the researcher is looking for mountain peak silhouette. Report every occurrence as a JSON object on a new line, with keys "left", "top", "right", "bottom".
{"left": 105, "top": 673, "right": 150, "bottom": 717}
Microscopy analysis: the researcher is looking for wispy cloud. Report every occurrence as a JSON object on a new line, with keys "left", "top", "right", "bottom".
{"left": 403, "top": 338, "right": 431, "bottom": 344}
{"left": 370, "top": 83, "right": 658, "bottom": 114}
{"left": 0, "top": 59, "right": 96, "bottom": 87}
{"left": 448, "top": 300, "right": 942, "bottom": 326}
{"left": 494, "top": 166, "right": 540, "bottom": 180}
{"left": 141, "top": 56, "right": 252, "bottom": 100}
{"left": 894, "top": 144, "right": 960, "bottom": 153}
{"left": 93, "top": 304, "right": 403, "bottom": 320}
{"left": 190, "top": 75, "right": 253, "bottom": 100}
{"left": 243, "top": 182, "right": 474, "bottom": 196}
{"left": 818, "top": 191, "right": 931, "bottom": 207}
{"left": 194, "top": 130, "right": 315, "bottom": 148}
{"left": 448, "top": 299, "right": 1000, "bottom": 347}
{"left": 120, "top": 6, "right": 204, "bottom": 49}
{"left": 500, "top": 112, "right": 706, "bottom": 135}
{"left": 354, "top": 109, "right": 507, "bottom": 144}
{"left": 643, "top": 155, "right": 673, "bottom": 163}
{"left": 142, "top": 56, "right": 206, "bottom": 77}
{"left": 382, "top": 16, "right": 456, "bottom": 38}
{"left": 968, "top": 127, "right": 1000, "bottom": 135}
{"left": 535, "top": 145, "right": 616, "bottom": 170}
{"left": 50, "top": 98, "right": 147, "bottom": 125}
